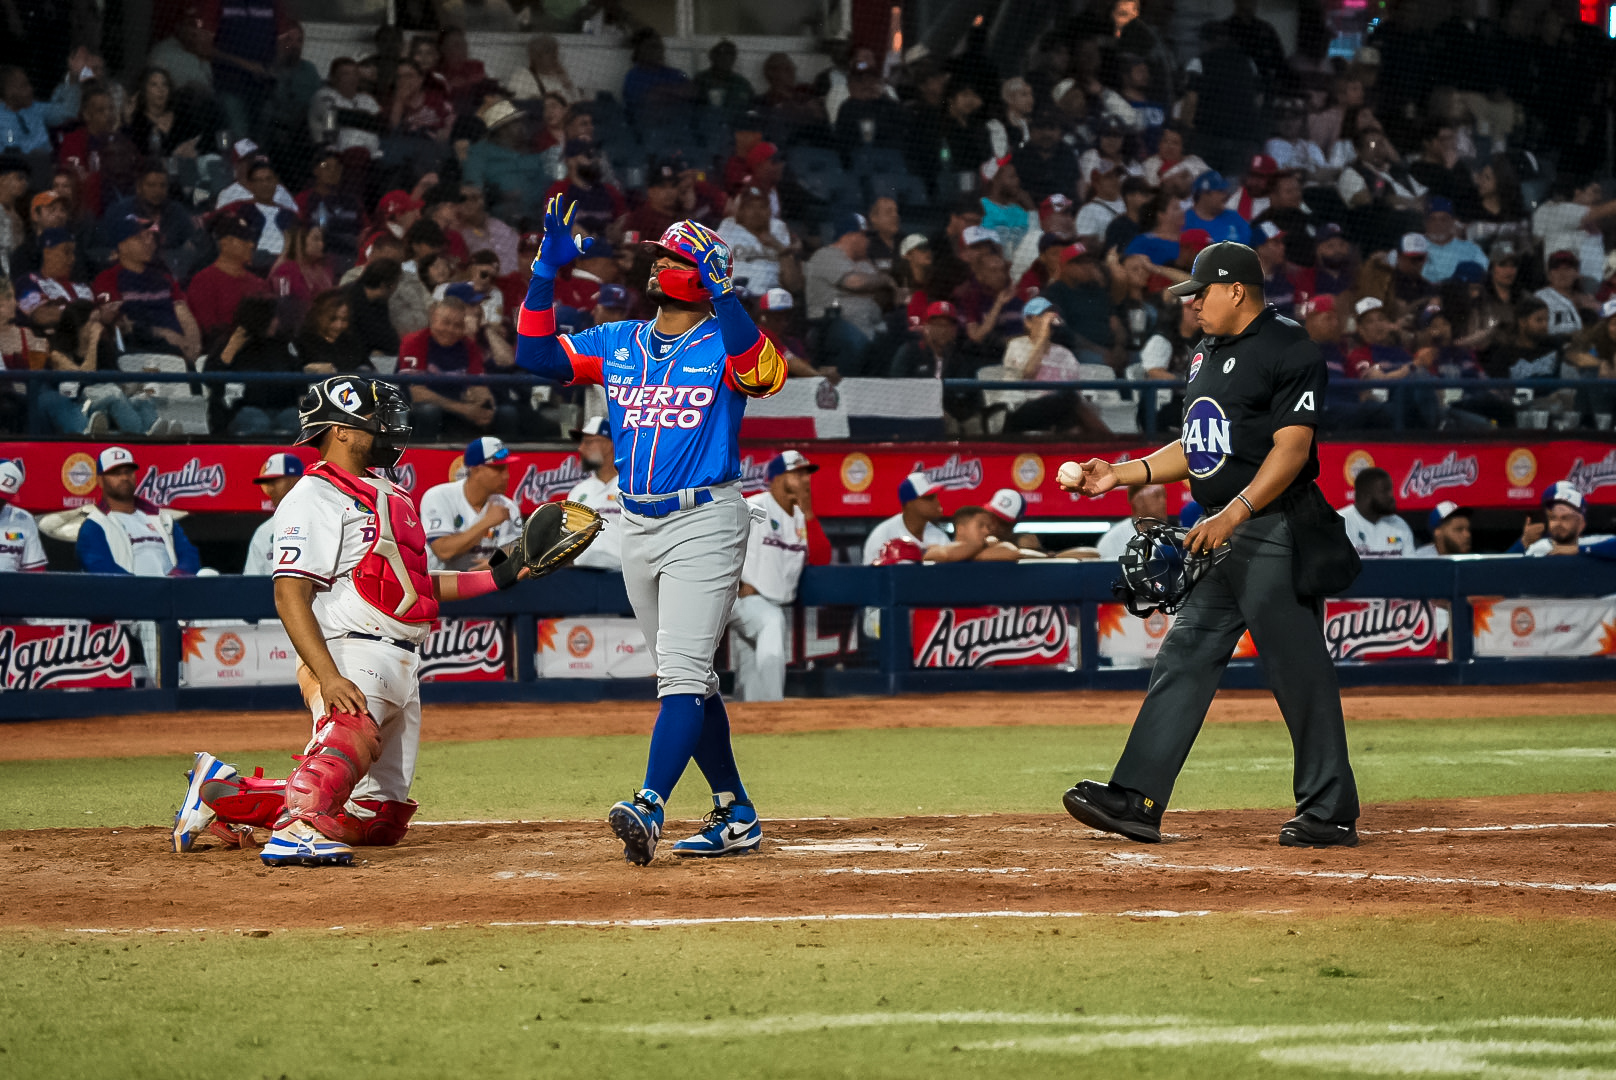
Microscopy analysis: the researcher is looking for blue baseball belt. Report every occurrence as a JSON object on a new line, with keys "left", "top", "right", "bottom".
{"left": 620, "top": 488, "right": 715, "bottom": 518}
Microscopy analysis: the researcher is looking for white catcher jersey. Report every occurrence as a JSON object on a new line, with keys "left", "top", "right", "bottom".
{"left": 0, "top": 503, "right": 46, "bottom": 572}
{"left": 243, "top": 516, "right": 277, "bottom": 575}
{"left": 419, "top": 480, "right": 522, "bottom": 571}
{"left": 566, "top": 472, "right": 623, "bottom": 570}
{"left": 1338, "top": 505, "right": 1415, "bottom": 559}
{"left": 269, "top": 475, "right": 432, "bottom": 644}
{"left": 741, "top": 490, "right": 808, "bottom": 605}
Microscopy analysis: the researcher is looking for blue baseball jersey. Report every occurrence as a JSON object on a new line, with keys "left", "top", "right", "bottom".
{"left": 560, "top": 317, "right": 752, "bottom": 496}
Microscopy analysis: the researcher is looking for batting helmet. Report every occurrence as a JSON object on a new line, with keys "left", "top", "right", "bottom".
{"left": 873, "top": 536, "right": 928, "bottom": 566}
{"left": 1113, "top": 519, "right": 1230, "bottom": 617}
{"left": 643, "top": 220, "right": 730, "bottom": 303}
{"left": 295, "top": 376, "right": 413, "bottom": 469}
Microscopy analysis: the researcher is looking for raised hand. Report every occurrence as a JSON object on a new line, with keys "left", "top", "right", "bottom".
{"left": 533, "top": 194, "right": 594, "bottom": 275}
{"left": 684, "top": 230, "right": 734, "bottom": 300}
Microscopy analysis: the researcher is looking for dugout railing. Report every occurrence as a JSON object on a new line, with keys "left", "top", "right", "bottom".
{"left": 1, "top": 557, "right": 1614, "bottom": 721}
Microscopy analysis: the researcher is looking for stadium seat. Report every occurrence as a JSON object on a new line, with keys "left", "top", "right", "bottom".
{"left": 864, "top": 171, "right": 928, "bottom": 208}
{"left": 1078, "top": 362, "right": 1138, "bottom": 434}
{"left": 118, "top": 353, "right": 210, "bottom": 434}
{"left": 848, "top": 146, "right": 907, "bottom": 178}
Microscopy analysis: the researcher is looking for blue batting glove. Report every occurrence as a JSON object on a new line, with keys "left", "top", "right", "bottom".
{"left": 532, "top": 195, "right": 594, "bottom": 278}
{"left": 686, "top": 233, "right": 733, "bottom": 300}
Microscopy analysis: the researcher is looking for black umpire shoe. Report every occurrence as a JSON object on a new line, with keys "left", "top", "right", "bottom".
{"left": 1062, "top": 780, "right": 1164, "bottom": 843}
{"left": 1279, "top": 815, "right": 1360, "bottom": 848}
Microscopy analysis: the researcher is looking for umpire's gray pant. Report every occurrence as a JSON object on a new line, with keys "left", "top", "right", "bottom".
{"left": 1111, "top": 511, "right": 1361, "bottom": 824}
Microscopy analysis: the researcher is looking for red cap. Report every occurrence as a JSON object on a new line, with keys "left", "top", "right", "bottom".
{"left": 519, "top": 231, "right": 542, "bottom": 250}
{"left": 1179, "top": 228, "right": 1213, "bottom": 256}
{"left": 1040, "top": 193, "right": 1073, "bottom": 216}
{"left": 744, "top": 141, "right": 779, "bottom": 170}
{"left": 1301, "top": 294, "right": 1336, "bottom": 317}
{"left": 1059, "top": 242, "right": 1091, "bottom": 263}
{"left": 924, "top": 300, "right": 958, "bottom": 320}
{"left": 377, "top": 190, "right": 424, "bottom": 218}
{"left": 1248, "top": 154, "right": 1279, "bottom": 176}
{"left": 1548, "top": 249, "right": 1580, "bottom": 269}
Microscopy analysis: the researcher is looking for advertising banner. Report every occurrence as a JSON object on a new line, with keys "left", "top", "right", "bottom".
{"left": 180, "top": 619, "right": 506, "bottom": 686}
{"left": 0, "top": 621, "right": 135, "bottom": 690}
{"left": 536, "top": 617, "right": 655, "bottom": 679}
{"left": 419, "top": 618, "right": 507, "bottom": 682}
{"left": 910, "top": 606, "right": 1078, "bottom": 669}
{"left": 1471, "top": 596, "right": 1616, "bottom": 657}
{"left": 1098, "top": 599, "right": 1451, "bottom": 665}
{"left": 4, "top": 440, "right": 1612, "bottom": 520}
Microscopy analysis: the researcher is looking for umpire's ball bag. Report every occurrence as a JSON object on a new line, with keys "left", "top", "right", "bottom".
{"left": 1283, "top": 483, "right": 1363, "bottom": 597}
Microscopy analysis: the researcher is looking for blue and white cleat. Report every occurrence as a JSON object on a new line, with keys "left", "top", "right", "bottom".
{"left": 672, "top": 793, "right": 761, "bottom": 857}
{"left": 172, "top": 752, "right": 236, "bottom": 853}
{"left": 259, "top": 821, "right": 354, "bottom": 867}
{"left": 608, "top": 789, "right": 664, "bottom": 866}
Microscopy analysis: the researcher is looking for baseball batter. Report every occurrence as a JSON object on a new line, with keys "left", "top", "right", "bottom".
{"left": 565, "top": 416, "right": 623, "bottom": 570}
{"left": 515, "top": 195, "right": 786, "bottom": 863}
{"left": 172, "top": 376, "right": 533, "bottom": 866}
{"left": 0, "top": 461, "right": 46, "bottom": 572}
{"left": 420, "top": 437, "right": 523, "bottom": 571}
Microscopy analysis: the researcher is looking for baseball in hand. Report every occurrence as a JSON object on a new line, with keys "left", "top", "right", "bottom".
{"left": 1056, "top": 461, "right": 1085, "bottom": 490}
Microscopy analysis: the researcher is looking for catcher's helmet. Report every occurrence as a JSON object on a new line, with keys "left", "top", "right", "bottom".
{"left": 295, "top": 376, "right": 412, "bottom": 469}
{"left": 642, "top": 220, "right": 730, "bottom": 303}
{"left": 1113, "top": 519, "right": 1230, "bottom": 617}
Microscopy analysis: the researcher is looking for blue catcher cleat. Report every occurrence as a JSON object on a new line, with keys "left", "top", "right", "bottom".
{"left": 672, "top": 793, "right": 761, "bottom": 857}
{"left": 172, "top": 752, "right": 236, "bottom": 853}
{"left": 608, "top": 789, "right": 664, "bottom": 866}
{"left": 259, "top": 821, "right": 355, "bottom": 867}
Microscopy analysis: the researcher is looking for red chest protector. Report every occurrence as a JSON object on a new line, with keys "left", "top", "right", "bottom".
{"left": 308, "top": 461, "right": 439, "bottom": 625}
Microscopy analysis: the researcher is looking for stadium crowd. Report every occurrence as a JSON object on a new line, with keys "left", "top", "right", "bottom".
{"left": 2, "top": 0, "right": 1616, "bottom": 442}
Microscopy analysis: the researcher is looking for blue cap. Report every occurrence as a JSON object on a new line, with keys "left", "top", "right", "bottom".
{"left": 1023, "top": 296, "right": 1055, "bottom": 318}
{"left": 108, "top": 214, "right": 156, "bottom": 246}
{"left": 1451, "top": 261, "right": 1486, "bottom": 284}
{"left": 583, "top": 239, "right": 615, "bottom": 260}
{"left": 596, "top": 283, "right": 628, "bottom": 308}
{"left": 253, "top": 452, "right": 305, "bottom": 482}
{"left": 898, "top": 470, "right": 941, "bottom": 505}
{"left": 443, "top": 281, "right": 484, "bottom": 304}
{"left": 563, "top": 138, "right": 597, "bottom": 158}
{"left": 1179, "top": 500, "right": 1203, "bottom": 528}
{"left": 833, "top": 212, "right": 869, "bottom": 240}
{"left": 39, "top": 227, "right": 74, "bottom": 249}
{"left": 1543, "top": 481, "right": 1586, "bottom": 512}
{"left": 464, "top": 437, "right": 515, "bottom": 467}
{"left": 766, "top": 449, "right": 818, "bottom": 480}
{"left": 1427, "top": 195, "right": 1455, "bottom": 216}
{"left": 1426, "top": 500, "right": 1470, "bottom": 530}
{"left": 1191, "top": 170, "right": 1229, "bottom": 196}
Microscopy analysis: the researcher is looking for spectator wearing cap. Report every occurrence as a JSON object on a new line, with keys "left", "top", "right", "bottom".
{"left": 1531, "top": 177, "right": 1616, "bottom": 283}
{"left": 896, "top": 235, "right": 939, "bottom": 324}
{"left": 1183, "top": 171, "right": 1251, "bottom": 246}
{"left": 1482, "top": 295, "right": 1561, "bottom": 398}
{"left": 888, "top": 299, "right": 960, "bottom": 377}
{"left": 729, "top": 450, "right": 829, "bottom": 701}
{"left": 543, "top": 137, "right": 627, "bottom": 237}
{"left": 1413, "top": 502, "right": 1472, "bottom": 557}
{"left": 398, "top": 295, "right": 509, "bottom": 441}
{"left": 622, "top": 29, "right": 693, "bottom": 125}
{"left": 1410, "top": 300, "right": 1503, "bottom": 429}
{"left": 74, "top": 446, "right": 201, "bottom": 576}
{"left": 242, "top": 453, "right": 306, "bottom": 573}
{"left": 719, "top": 186, "right": 801, "bottom": 297}
{"left": 92, "top": 214, "right": 202, "bottom": 360}
{"left": 863, "top": 471, "right": 950, "bottom": 564}
{"left": 355, "top": 191, "right": 423, "bottom": 263}
{"left": 1347, "top": 296, "right": 1420, "bottom": 383}
{"left": 978, "top": 157, "right": 1036, "bottom": 255}
{"left": 1044, "top": 242, "right": 1122, "bottom": 369}
{"left": 1537, "top": 250, "right": 1596, "bottom": 343}
{"left": 805, "top": 212, "right": 892, "bottom": 365}
{"left": 15, "top": 229, "right": 92, "bottom": 329}
{"left": 1139, "top": 123, "right": 1210, "bottom": 198}
{"left": 834, "top": 57, "right": 905, "bottom": 154}
{"left": 1249, "top": 171, "right": 1315, "bottom": 269}
{"left": 296, "top": 150, "right": 367, "bottom": 263}
{"left": 418, "top": 436, "right": 522, "bottom": 572}
{"left": 308, "top": 57, "right": 382, "bottom": 158}
{"left": 1010, "top": 110, "right": 1079, "bottom": 204}
{"left": 1389, "top": 233, "right": 1437, "bottom": 308}
{"left": 1303, "top": 295, "right": 1386, "bottom": 431}
{"left": 1421, "top": 198, "right": 1486, "bottom": 285}
{"left": 187, "top": 210, "right": 272, "bottom": 346}
{"left": 0, "top": 460, "right": 45, "bottom": 570}
{"left": 1075, "top": 162, "right": 1126, "bottom": 245}
{"left": 465, "top": 99, "right": 552, "bottom": 221}
{"left": 1514, "top": 483, "right": 1607, "bottom": 556}
{"left": 214, "top": 139, "right": 299, "bottom": 213}
{"left": 1232, "top": 154, "right": 1281, "bottom": 221}
{"left": 625, "top": 157, "right": 689, "bottom": 241}
{"left": 13, "top": 187, "right": 77, "bottom": 278}
{"left": 1095, "top": 484, "right": 1169, "bottom": 560}
{"left": 1179, "top": 21, "right": 1262, "bottom": 174}
{"left": 996, "top": 295, "right": 1112, "bottom": 437}
{"left": 0, "top": 59, "right": 87, "bottom": 157}
{"left": 94, "top": 162, "right": 201, "bottom": 281}
{"left": 210, "top": 294, "right": 306, "bottom": 436}
{"left": 1251, "top": 222, "right": 1295, "bottom": 316}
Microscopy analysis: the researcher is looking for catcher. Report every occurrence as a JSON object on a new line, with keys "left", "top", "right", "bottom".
{"left": 171, "top": 376, "right": 601, "bottom": 866}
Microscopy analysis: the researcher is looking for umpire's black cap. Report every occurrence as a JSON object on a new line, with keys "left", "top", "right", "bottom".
{"left": 1168, "top": 241, "right": 1265, "bottom": 296}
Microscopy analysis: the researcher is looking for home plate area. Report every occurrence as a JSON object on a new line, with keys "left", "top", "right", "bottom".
{"left": 5, "top": 792, "right": 1613, "bottom": 931}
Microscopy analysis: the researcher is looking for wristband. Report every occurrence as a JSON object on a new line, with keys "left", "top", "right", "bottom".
{"left": 517, "top": 305, "right": 556, "bottom": 337}
{"left": 1140, "top": 459, "right": 1152, "bottom": 484}
{"left": 1234, "top": 493, "right": 1255, "bottom": 516}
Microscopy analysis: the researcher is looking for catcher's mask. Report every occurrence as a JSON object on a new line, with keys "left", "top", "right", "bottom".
{"left": 1113, "top": 519, "right": 1231, "bottom": 618}
{"left": 295, "top": 377, "right": 412, "bottom": 470}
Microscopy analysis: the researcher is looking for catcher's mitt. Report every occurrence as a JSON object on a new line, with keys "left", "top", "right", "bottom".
{"left": 1112, "top": 519, "right": 1231, "bottom": 618}
{"left": 489, "top": 501, "right": 604, "bottom": 588}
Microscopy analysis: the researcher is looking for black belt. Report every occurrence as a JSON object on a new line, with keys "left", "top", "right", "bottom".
{"left": 339, "top": 632, "right": 418, "bottom": 653}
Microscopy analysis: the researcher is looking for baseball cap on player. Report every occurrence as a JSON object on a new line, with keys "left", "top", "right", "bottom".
{"left": 571, "top": 415, "right": 610, "bottom": 440}
{"left": 1168, "top": 241, "right": 1264, "bottom": 296}
{"left": 465, "top": 436, "right": 516, "bottom": 468}
{"left": 97, "top": 446, "right": 138, "bottom": 474}
{"left": 898, "top": 471, "right": 941, "bottom": 505}
{"left": 1427, "top": 500, "right": 1472, "bottom": 530}
{"left": 0, "top": 460, "right": 22, "bottom": 500}
{"left": 253, "top": 453, "right": 305, "bottom": 484}
{"left": 766, "top": 449, "right": 819, "bottom": 480}
{"left": 986, "top": 488, "right": 1025, "bottom": 524}
{"left": 1542, "top": 481, "right": 1586, "bottom": 513}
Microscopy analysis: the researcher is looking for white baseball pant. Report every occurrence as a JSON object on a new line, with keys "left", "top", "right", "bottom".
{"left": 303, "top": 636, "right": 423, "bottom": 806}
{"left": 728, "top": 593, "right": 788, "bottom": 702}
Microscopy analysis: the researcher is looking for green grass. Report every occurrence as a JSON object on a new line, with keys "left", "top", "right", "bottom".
{"left": 2, "top": 713, "right": 1613, "bottom": 831}
{"left": 1, "top": 916, "right": 1613, "bottom": 1079}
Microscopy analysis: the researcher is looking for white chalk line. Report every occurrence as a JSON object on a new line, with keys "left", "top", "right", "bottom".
{"left": 1103, "top": 851, "right": 1616, "bottom": 894}
{"left": 414, "top": 818, "right": 1615, "bottom": 835}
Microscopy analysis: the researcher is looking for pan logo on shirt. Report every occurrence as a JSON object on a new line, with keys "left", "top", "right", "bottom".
{"left": 1188, "top": 351, "right": 1204, "bottom": 381}
{"left": 1180, "top": 397, "right": 1232, "bottom": 478}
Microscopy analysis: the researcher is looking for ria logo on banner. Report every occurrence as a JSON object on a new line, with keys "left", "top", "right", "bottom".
{"left": 419, "top": 619, "right": 506, "bottom": 682}
{"left": 513, "top": 458, "right": 587, "bottom": 506}
{"left": 0, "top": 623, "right": 134, "bottom": 690}
{"left": 135, "top": 458, "right": 227, "bottom": 506}
{"left": 914, "top": 606, "right": 1071, "bottom": 668}
{"left": 1323, "top": 598, "right": 1443, "bottom": 661}
{"left": 910, "top": 453, "right": 984, "bottom": 492}
{"left": 1398, "top": 451, "right": 1478, "bottom": 500}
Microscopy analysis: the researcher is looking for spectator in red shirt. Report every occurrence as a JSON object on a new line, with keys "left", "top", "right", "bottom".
{"left": 397, "top": 296, "right": 508, "bottom": 440}
{"left": 553, "top": 238, "right": 619, "bottom": 312}
{"left": 269, "top": 223, "right": 336, "bottom": 334}
{"left": 386, "top": 59, "right": 454, "bottom": 141}
{"left": 436, "top": 28, "right": 488, "bottom": 113}
{"left": 543, "top": 139, "right": 627, "bottom": 236}
{"left": 57, "top": 85, "right": 134, "bottom": 217}
{"left": 187, "top": 209, "right": 272, "bottom": 347}
{"left": 356, "top": 189, "right": 423, "bottom": 264}
{"left": 530, "top": 93, "right": 569, "bottom": 153}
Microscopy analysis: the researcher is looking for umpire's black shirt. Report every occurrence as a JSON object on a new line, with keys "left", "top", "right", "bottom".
{"left": 1180, "top": 306, "right": 1325, "bottom": 508}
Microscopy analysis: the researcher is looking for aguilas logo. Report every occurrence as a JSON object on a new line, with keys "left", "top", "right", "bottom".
{"left": 136, "top": 458, "right": 228, "bottom": 505}
{"left": 1322, "top": 599, "right": 1439, "bottom": 661}
{"left": 514, "top": 458, "right": 587, "bottom": 506}
{"left": 419, "top": 619, "right": 506, "bottom": 679}
{"left": 915, "top": 606, "right": 1069, "bottom": 668}
{"left": 0, "top": 623, "right": 134, "bottom": 689}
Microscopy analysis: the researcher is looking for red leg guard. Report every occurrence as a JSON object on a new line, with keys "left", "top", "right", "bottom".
{"left": 200, "top": 767, "right": 287, "bottom": 828}
{"left": 322, "top": 799, "right": 419, "bottom": 846}
{"left": 277, "top": 710, "right": 381, "bottom": 831}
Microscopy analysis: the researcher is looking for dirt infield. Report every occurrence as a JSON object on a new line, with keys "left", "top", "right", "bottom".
{"left": 3, "top": 793, "right": 1612, "bottom": 932}
{"left": 2, "top": 685, "right": 1611, "bottom": 762}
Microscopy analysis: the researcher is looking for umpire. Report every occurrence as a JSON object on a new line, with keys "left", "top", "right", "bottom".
{"left": 1057, "top": 242, "right": 1361, "bottom": 848}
